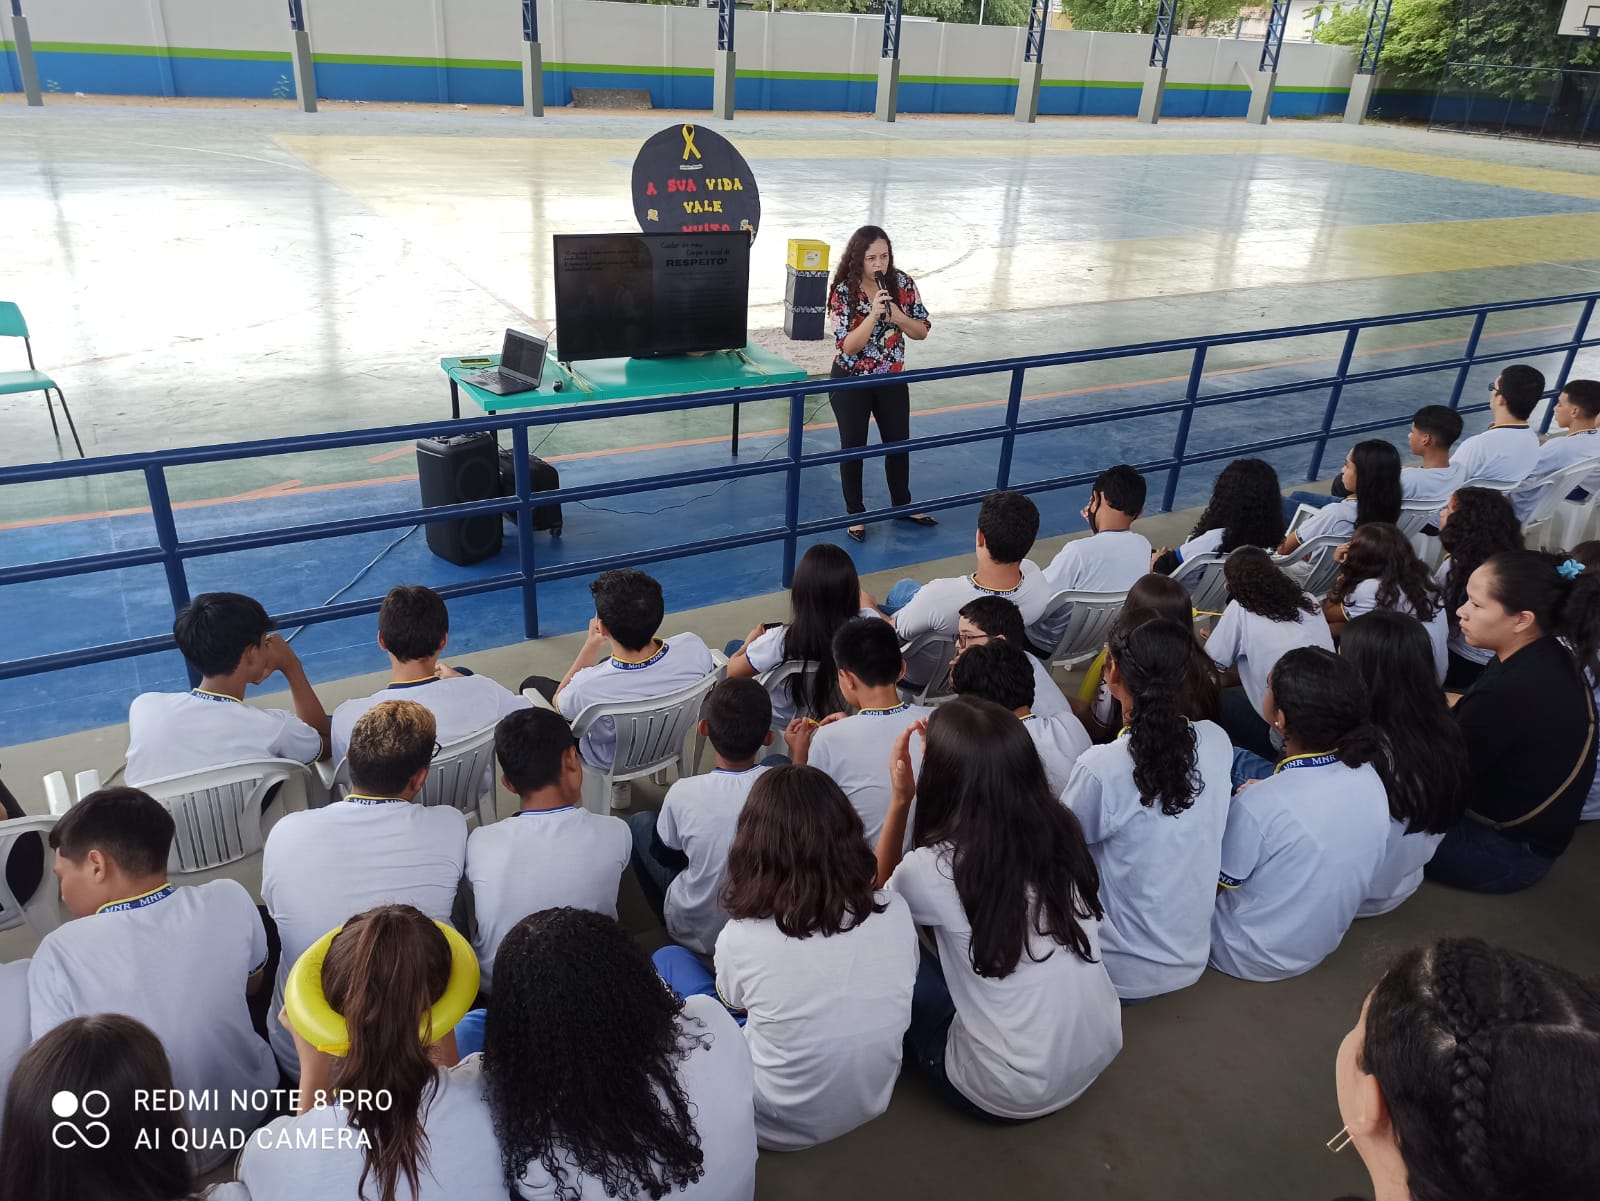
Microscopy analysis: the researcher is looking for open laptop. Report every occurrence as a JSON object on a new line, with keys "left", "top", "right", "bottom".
{"left": 460, "top": 329, "right": 547, "bottom": 395}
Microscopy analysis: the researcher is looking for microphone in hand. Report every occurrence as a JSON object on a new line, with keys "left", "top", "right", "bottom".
{"left": 874, "top": 272, "right": 896, "bottom": 317}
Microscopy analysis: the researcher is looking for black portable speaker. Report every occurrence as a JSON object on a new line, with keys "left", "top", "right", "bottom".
{"left": 497, "top": 448, "right": 564, "bottom": 536}
{"left": 416, "top": 434, "right": 504, "bottom": 566}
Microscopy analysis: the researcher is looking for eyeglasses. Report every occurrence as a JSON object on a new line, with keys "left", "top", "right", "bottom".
{"left": 1488, "top": 382, "right": 1502, "bottom": 396}
{"left": 955, "top": 632, "right": 990, "bottom": 649}
{"left": 430, "top": 741, "right": 443, "bottom": 761}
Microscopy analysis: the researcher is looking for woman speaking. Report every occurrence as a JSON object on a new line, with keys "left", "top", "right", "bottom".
{"left": 828, "top": 225, "right": 934, "bottom": 543}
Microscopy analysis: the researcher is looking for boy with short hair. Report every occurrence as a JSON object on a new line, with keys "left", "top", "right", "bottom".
{"left": 28, "top": 787, "right": 277, "bottom": 1167}
{"left": 957, "top": 595, "right": 1072, "bottom": 722}
{"left": 465, "top": 707, "right": 630, "bottom": 993}
{"left": 951, "top": 641, "right": 1089, "bottom": 796}
{"left": 261, "top": 699, "right": 466, "bottom": 1074}
{"left": 628, "top": 677, "right": 774, "bottom": 954}
{"left": 1510, "top": 379, "right": 1600, "bottom": 520}
{"left": 126, "top": 591, "right": 330, "bottom": 786}
{"left": 789, "top": 617, "right": 930, "bottom": 846}
{"left": 1400, "top": 404, "right": 1467, "bottom": 508}
{"left": 1042, "top": 465, "right": 1152, "bottom": 593}
{"left": 1450, "top": 363, "right": 1545, "bottom": 487}
{"left": 877, "top": 490, "right": 1053, "bottom": 686}
{"left": 331, "top": 585, "right": 529, "bottom": 763}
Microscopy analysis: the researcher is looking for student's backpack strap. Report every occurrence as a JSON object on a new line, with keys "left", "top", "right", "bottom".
{"left": 1470, "top": 678, "right": 1596, "bottom": 831}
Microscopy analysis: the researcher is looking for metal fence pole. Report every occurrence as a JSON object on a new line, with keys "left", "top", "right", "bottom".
{"left": 511, "top": 425, "right": 540, "bottom": 639}
{"left": 1161, "top": 347, "right": 1208, "bottom": 512}
{"left": 781, "top": 392, "right": 805, "bottom": 587}
{"left": 144, "top": 465, "right": 199, "bottom": 686}
{"left": 1307, "top": 327, "right": 1361, "bottom": 481}
{"left": 1449, "top": 310, "right": 1488, "bottom": 410}
{"left": 995, "top": 367, "right": 1026, "bottom": 491}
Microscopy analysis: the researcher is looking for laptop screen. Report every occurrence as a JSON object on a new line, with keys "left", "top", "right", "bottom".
{"left": 501, "top": 330, "right": 547, "bottom": 384}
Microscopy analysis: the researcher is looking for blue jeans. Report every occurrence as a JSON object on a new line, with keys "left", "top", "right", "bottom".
{"left": 651, "top": 945, "right": 746, "bottom": 1025}
{"left": 1218, "top": 688, "right": 1278, "bottom": 760}
{"left": 1424, "top": 819, "right": 1555, "bottom": 894}
{"left": 1231, "top": 746, "right": 1278, "bottom": 792}
{"left": 903, "top": 952, "right": 1014, "bottom": 1121}
{"left": 455, "top": 1008, "right": 486, "bottom": 1058}
{"left": 1283, "top": 490, "right": 1336, "bottom": 526}
{"left": 628, "top": 810, "right": 680, "bottom": 923}
{"left": 881, "top": 578, "right": 922, "bottom": 617}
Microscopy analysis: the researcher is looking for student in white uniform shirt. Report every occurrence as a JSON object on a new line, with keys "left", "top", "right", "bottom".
{"left": 876, "top": 490, "right": 1054, "bottom": 685}
{"left": 876, "top": 698, "right": 1122, "bottom": 1121}
{"left": 1450, "top": 363, "right": 1545, "bottom": 487}
{"left": 949, "top": 641, "right": 1088, "bottom": 796}
{"left": 522, "top": 569, "right": 715, "bottom": 775}
{"left": 125, "top": 590, "right": 329, "bottom": 787}
{"left": 0, "top": 1014, "right": 200, "bottom": 1201}
{"left": 651, "top": 765, "right": 917, "bottom": 1151}
{"left": 1434, "top": 486, "right": 1525, "bottom": 690}
{"left": 261, "top": 700, "right": 467, "bottom": 1076}
{"left": 955, "top": 595, "right": 1073, "bottom": 721}
{"left": 465, "top": 707, "right": 629, "bottom": 994}
{"left": 1207, "top": 546, "right": 1334, "bottom": 759}
{"left": 1151, "top": 457, "right": 1286, "bottom": 573}
{"left": 238, "top": 905, "right": 507, "bottom": 1201}
{"left": 1061, "top": 619, "right": 1235, "bottom": 1001}
{"left": 789, "top": 617, "right": 930, "bottom": 847}
{"left": 330, "top": 585, "right": 529, "bottom": 763}
{"left": 1323, "top": 522, "right": 1449, "bottom": 683}
{"left": 478, "top": 908, "right": 757, "bottom": 1201}
{"left": 1397, "top": 404, "right": 1467, "bottom": 508}
{"left": 726, "top": 542, "right": 882, "bottom": 729}
{"left": 27, "top": 788, "right": 277, "bottom": 1168}
{"left": 1038, "top": 466, "right": 1152, "bottom": 649}
{"left": 1210, "top": 648, "right": 1393, "bottom": 982}
{"left": 1278, "top": 440, "right": 1403, "bottom": 557}
{"left": 1510, "top": 378, "right": 1600, "bottom": 520}
{"left": 0, "top": 959, "right": 26, "bottom": 1110}
{"left": 1339, "top": 612, "right": 1469, "bottom": 915}
{"left": 629, "top": 678, "right": 772, "bottom": 952}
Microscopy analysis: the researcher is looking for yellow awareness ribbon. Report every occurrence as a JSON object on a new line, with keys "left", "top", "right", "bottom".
{"left": 681, "top": 124, "right": 702, "bottom": 161}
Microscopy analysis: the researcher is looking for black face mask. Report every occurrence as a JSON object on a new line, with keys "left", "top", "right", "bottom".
{"left": 1084, "top": 497, "right": 1101, "bottom": 534}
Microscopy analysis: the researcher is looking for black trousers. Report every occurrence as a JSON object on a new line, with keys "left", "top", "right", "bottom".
{"left": 830, "top": 366, "right": 912, "bottom": 516}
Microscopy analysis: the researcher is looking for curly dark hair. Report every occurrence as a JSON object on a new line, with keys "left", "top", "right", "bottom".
{"left": 1188, "top": 458, "right": 1286, "bottom": 553}
{"left": 1438, "top": 487, "right": 1523, "bottom": 632}
{"left": 1223, "top": 546, "right": 1316, "bottom": 622}
{"left": 482, "top": 909, "right": 706, "bottom": 1200}
{"left": 828, "top": 225, "right": 896, "bottom": 327}
{"left": 1330, "top": 522, "right": 1441, "bottom": 623}
{"left": 1107, "top": 619, "right": 1201, "bottom": 815}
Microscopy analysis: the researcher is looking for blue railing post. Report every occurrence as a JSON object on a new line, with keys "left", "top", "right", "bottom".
{"left": 1548, "top": 297, "right": 1599, "bottom": 434}
{"left": 1307, "top": 327, "right": 1361, "bottom": 482}
{"left": 995, "top": 367, "right": 1026, "bottom": 491}
{"left": 510, "top": 426, "right": 540, "bottom": 640}
{"left": 1448, "top": 310, "right": 1488, "bottom": 411}
{"left": 1161, "top": 347, "right": 1208, "bottom": 513}
{"left": 144, "top": 465, "right": 198, "bottom": 686}
{"left": 781, "top": 392, "right": 805, "bottom": 588}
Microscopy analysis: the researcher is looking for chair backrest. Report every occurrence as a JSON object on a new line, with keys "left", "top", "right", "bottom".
{"left": 757, "top": 659, "right": 823, "bottom": 730}
{"left": 897, "top": 632, "right": 958, "bottom": 706}
{"left": 571, "top": 671, "right": 721, "bottom": 784}
{"left": 1525, "top": 458, "right": 1600, "bottom": 527}
{"left": 138, "top": 758, "right": 311, "bottom": 874}
{"left": 0, "top": 814, "right": 60, "bottom": 937}
{"left": 1394, "top": 501, "right": 1440, "bottom": 538}
{"left": 1170, "top": 552, "right": 1229, "bottom": 617}
{"left": 418, "top": 727, "right": 500, "bottom": 827}
{"left": 1275, "top": 534, "right": 1345, "bottom": 599}
{"left": 1039, "top": 589, "right": 1129, "bottom": 670}
{"left": 0, "top": 302, "right": 27, "bottom": 340}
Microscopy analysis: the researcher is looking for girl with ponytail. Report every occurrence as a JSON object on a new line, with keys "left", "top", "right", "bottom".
{"left": 1427, "top": 549, "right": 1600, "bottom": 893}
{"left": 1209, "top": 648, "right": 1394, "bottom": 983}
{"left": 237, "top": 905, "right": 505, "bottom": 1201}
{"left": 1060, "top": 618, "right": 1235, "bottom": 1001}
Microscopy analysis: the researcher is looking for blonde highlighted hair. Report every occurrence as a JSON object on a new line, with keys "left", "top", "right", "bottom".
{"left": 348, "top": 699, "right": 436, "bottom": 797}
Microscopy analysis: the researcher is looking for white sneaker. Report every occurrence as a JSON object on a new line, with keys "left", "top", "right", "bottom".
{"left": 610, "top": 781, "right": 631, "bottom": 811}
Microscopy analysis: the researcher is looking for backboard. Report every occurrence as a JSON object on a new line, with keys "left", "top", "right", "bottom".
{"left": 1558, "top": 0, "right": 1600, "bottom": 37}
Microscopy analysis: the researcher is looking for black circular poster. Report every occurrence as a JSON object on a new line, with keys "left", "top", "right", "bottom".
{"left": 631, "top": 123, "right": 761, "bottom": 240}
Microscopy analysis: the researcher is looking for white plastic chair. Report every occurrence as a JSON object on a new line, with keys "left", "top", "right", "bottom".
{"left": 0, "top": 814, "right": 61, "bottom": 937}
{"left": 1170, "top": 552, "right": 1229, "bottom": 619}
{"left": 757, "top": 659, "right": 824, "bottom": 747}
{"left": 571, "top": 672, "right": 722, "bottom": 817}
{"left": 1037, "top": 589, "right": 1128, "bottom": 671}
{"left": 137, "top": 758, "right": 324, "bottom": 875}
{"left": 329, "top": 725, "right": 502, "bottom": 828}
{"left": 897, "top": 632, "right": 959, "bottom": 706}
{"left": 1521, "top": 458, "right": 1600, "bottom": 552}
{"left": 1275, "top": 534, "right": 1345, "bottom": 599}
{"left": 40, "top": 768, "right": 102, "bottom": 816}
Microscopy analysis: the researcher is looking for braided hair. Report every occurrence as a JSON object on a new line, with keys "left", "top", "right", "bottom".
{"left": 1361, "top": 937, "right": 1600, "bottom": 1201}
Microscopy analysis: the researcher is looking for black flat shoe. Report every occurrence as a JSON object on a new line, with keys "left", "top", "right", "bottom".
{"left": 847, "top": 525, "right": 866, "bottom": 543}
{"left": 902, "top": 513, "right": 939, "bottom": 527}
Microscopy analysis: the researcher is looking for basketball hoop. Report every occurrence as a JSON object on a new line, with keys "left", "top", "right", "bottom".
{"left": 1559, "top": 0, "right": 1600, "bottom": 37}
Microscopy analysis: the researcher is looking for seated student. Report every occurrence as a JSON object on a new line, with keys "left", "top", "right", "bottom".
{"left": 949, "top": 642, "right": 1088, "bottom": 796}
{"left": 465, "top": 708, "right": 629, "bottom": 995}
{"left": 125, "top": 591, "right": 329, "bottom": 786}
{"left": 478, "top": 908, "right": 757, "bottom": 1201}
{"left": 876, "top": 698, "right": 1121, "bottom": 1121}
{"left": 629, "top": 679, "right": 773, "bottom": 954}
{"left": 1333, "top": 937, "right": 1600, "bottom": 1201}
{"left": 27, "top": 788, "right": 277, "bottom": 1167}
{"left": 1152, "top": 457, "right": 1285, "bottom": 573}
{"left": 1210, "top": 648, "right": 1393, "bottom": 983}
{"left": 1278, "top": 440, "right": 1402, "bottom": 556}
{"left": 1207, "top": 547, "right": 1335, "bottom": 759}
{"left": 955, "top": 595, "right": 1072, "bottom": 721}
{"left": 1511, "top": 377, "right": 1600, "bottom": 520}
{"left": 237, "top": 905, "right": 506, "bottom": 1201}
{"left": 788, "top": 617, "right": 931, "bottom": 847}
{"left": 1570, "top": 541, "right": 1600, "bottom": 823}
{"left": 726, "top": 542, "right": 881, "bottom": 730}
{"left": 653, "top": 765, "right": 917, "bottom": 1152}
{"left": 1323, "top": 522, "right": 1448, "bottom": 683}
{"left": 1398, "top": 403, "right": 1467, "bottom": 507}
{"left": 0, "top": 1014, "right": 196, "bottom": 1201}
{"left": 1427, "top": 550, "right": 1600, "bottom": 894}
{"left": 1339, "top": 612, "right": 1469, "bottom": 916}
{"left": 877, "top": 490, "right": 1053, "bottom": 685}
{"left": 1061, "top": 619, "right": 1234, "bottom": 1002}
{"left": 1450, "top": 363, "right": 1545, "bottom": 487}
{"left": 1042, "top": 465, "right": 1152, "bottom": 592}
{"left": 524, "top": 570, "right": 715, "bottom": 776}
{"left": 331, "top": 585, "right": 529, "bottom": 763}
{"left": 1435, "top": 486, "right": 1524, "bottom": 690}
{"left": 0, "top": 959, "right": 25, "bottom": 1109}
{"left": 261, "top": 699, "right": 467, "bottom": 1075}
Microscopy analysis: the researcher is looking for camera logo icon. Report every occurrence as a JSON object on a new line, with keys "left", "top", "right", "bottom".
{"left": 50, "top": 1089, "right": 111, "bottom": 1149}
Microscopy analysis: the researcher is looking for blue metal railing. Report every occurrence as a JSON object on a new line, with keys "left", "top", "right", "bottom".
{"left": 2, "top": 291, "right": 1597, "bottom": 686}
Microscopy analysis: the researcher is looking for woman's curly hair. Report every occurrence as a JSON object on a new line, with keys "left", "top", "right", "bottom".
{"left": 1438, "top": 487, "right": 1523, "bottom": 631}
{"left": 1223, "top": 546, "right": 1316, "bottom": 622}
{"left": 1330, "top": 521, "right": 1441, "bottom": 623}
{"left": 1188, "top": 458, "right": 1287, "bottom": 553}
{"left": 482, "top": 908, "right": 708, "bottom": 1201}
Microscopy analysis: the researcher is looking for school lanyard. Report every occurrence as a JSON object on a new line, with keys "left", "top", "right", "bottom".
{"left": 345, "top": 794, "right": 406, "bottom": 806}
{"left": 189, "top": 688, "right": 241, "bottom": 704}
{"left": 1273, "top": 751, "right": 1340, "bottom": 773}
{"left": 97, "top": 884, "right": 175, "bottom": 914}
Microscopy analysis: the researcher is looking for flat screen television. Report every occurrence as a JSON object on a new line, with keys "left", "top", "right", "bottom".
{"left": 551, "top": 232, "right": 750, "bottom": 362}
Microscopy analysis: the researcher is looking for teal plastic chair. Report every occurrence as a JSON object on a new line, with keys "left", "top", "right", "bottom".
{"left": 0, "top": 302, "right": 82, "bottom": 457}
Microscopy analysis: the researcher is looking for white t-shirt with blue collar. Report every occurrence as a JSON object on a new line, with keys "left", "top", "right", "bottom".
{"left": 808, "top": 703, "right": 930, "bottom": 846}
{"left": 1510, "top": 427, "right": 1600, "bottom": 520}
{"left": 1452, "top": 423, "right": 1541, "bottom": 488}
{"left": 559, "top": 635, "right": 716, "bottom": 770}
{"left": 659, "top": 765, "right": 772, "bottom": 956}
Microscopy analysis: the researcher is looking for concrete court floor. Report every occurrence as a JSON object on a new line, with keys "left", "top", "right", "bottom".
{"left": 5, "top": 104, "right": 1600, "bottom": 521}
{"left": 4, "top": 505, "right": 1599, "bottom": 1201}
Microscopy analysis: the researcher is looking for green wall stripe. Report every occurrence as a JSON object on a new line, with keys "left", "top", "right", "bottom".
{"left": 745, "top": 68, "right": 873, "bottom": 83}
{"left": 29, "top": 40, "right": 289, "bottom": 62}
{"left": 902, "top": 74, "right": 1016, "bottom": 87}
{"left": 1043, "top": 77, "right": 1141, "bottom": 89}
{"left": 547, "top": 60, "right": 711, "bottom": 77}
{"left": 310, "top": 51, "right": 515, "bottom": 70}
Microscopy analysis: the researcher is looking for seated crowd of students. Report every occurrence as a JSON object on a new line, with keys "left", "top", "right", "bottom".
{"left": 3, "top": 366, "right": 1600, "bottom": 1201}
